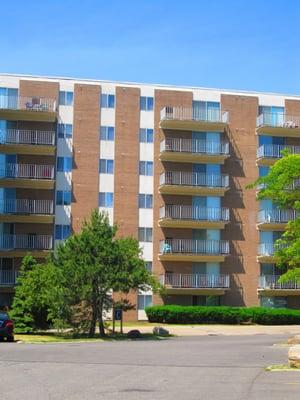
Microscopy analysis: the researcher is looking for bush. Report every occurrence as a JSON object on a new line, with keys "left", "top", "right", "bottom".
{"left": 145, "top": 305, "right": 300, "bottom": 325}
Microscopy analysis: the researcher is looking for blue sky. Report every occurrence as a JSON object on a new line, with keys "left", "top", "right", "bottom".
{"left": 1, "top": 0, "right": 299, "bottom": 94}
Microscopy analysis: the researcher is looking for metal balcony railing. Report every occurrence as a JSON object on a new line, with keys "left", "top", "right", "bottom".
{"left": 0, "top": 95, "right": 56, "bottom": 112}
{"left": 160, "top": 171, "right": 229, "bottom": 188}
{"left": 0, "top": 163, "right": 54, "bottom": 180}
{"left": 160, "top": 239, "right": 230, "bottom": 255}
{"left": 0, "top": 199, "right": 53, "bottom": 215}
{"left": 160, "top": 205, "right": 230, "bottom": 222}
{"left": 160, "top": 138, "right": 229, "bottom": 155}
{"left": 257, "top": 144, "right": 300, "bottom": 159}
{"left": 160, "top": 273, "right": 230, "bottom": 289}
{"left": 257, "top": 113, "right": 300, "bottom": 128}
{"left": 258, "top": 275, "right": 300, "bottom": 290}
{"left": 0, "top": 234, "right": 53, "bottom": 250}
{"left": 160, "top": 106, "right": 229, "bottom": 124}
{"left": 257, "top": 209, "right": 298, "bottom": 224}
{"left": 0, "top": 270, "right": 17, "bottom": 286}
{"left": 0, "top": 129, "right": 55, "bottom": 146}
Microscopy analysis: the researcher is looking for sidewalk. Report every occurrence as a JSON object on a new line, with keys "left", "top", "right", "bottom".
{"left": 123, "top": 324, "right": 300, "bottom": 336}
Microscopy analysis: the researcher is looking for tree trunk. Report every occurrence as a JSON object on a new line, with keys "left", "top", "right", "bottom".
{"left": 98, "top": 296, "right": 106, "bottom": 337}
{"left": 89, "top": 297, "right": 98, "bottom": 338}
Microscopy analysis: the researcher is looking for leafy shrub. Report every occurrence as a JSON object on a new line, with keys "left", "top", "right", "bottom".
{"left": 145, "top": 305, "right": 300, "bottom": 325}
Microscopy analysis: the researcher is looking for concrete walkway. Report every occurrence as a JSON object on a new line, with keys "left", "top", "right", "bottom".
{"left": 124, "top": 324, "right": 300, "bottom": 336}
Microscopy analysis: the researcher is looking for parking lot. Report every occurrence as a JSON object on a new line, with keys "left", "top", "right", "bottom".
{"left": 0, "top": 334, "right": 300, "bottom": 400}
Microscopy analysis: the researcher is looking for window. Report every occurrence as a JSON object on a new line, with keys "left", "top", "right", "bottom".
{"left": 57, "top": 157, "right": 72, "bottom": 172}
{"left": 139, "top": 128, "right": 153, "bottom": 143}
{"left": 138, "top": 227, "right": 152, "bottom": 242}
{"left": 55, "top": 225, "right": 71, "bottom": 240}
{"left": 138, "top": 294, "right": 152, "bottom": 310}
{"left": 145, "top": 262, "right": 152, "bottom": 273}
{"left": 99, "top": 192, "right": 114, "bottom": 207}
{"left": 56, "top": 190, "right": 71, "bottom": 205}
{"left": 58, "top": 123, "right": 73, "bottom": 138}
{"left": 59, "top": 91, "right": 73, "bottom": 106}
{"left": 192, "top": 101, "right": 220, "bottom": 121}
{"left": 140, "top": 96, "right": 153, "bottom": 111}
{"left": 99, "top": 159, "right": 114, "bottom": 174}
{"left": 139, "top": 161, "right": 153, "bottom": 176}
{"left": 259, "top": 166, "right": 270, "bottom": 177}
{"left": 100, "top": 126, "right": 114, "bottom": 141}
{"left": 139, "top": 194, "right": 153, "bottom": 208}
{"left": 101, "top": 94, "right": 115, "bottom": 108}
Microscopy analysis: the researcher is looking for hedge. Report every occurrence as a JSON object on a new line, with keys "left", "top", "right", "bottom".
{"left": 145, "top": 305, "right": 300, "bottom": 325}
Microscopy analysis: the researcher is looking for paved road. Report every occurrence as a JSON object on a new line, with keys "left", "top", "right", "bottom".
{"left": 0, "top": 335, "right": 299, "bottom": 400}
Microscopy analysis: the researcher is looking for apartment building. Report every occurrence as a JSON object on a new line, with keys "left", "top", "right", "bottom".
{"left": 0, "top": 73, "right": 300, "bottom": 321}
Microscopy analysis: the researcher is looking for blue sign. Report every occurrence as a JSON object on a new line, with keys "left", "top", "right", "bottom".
{"left": 114, "top": 309, "right": 122, "bottom": 321}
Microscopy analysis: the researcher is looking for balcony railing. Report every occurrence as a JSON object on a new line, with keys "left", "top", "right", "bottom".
{"left": 160, "top": 205, "right": 230, "bottom": 222}
{"left": 160, "top": 171, "right": 229, "bottom": 188}
{"left": 0, "top": 129, "right": 55, "bottom": 146}
{"left": 0, "top": 199, "right": 53, "bottom": 215}
{"left": 0, "top": 270, "right": 17, "bottom": 286}
{"left": 0, "top": 234, "right": 53, "bottom": 250}
{"left": 160, "top": 138, "right": 229, "bottom": 155}
{"left": 257, "top": 113, "right": 300, "bottom": 128}
{"left": 0, "top": 163, "right": 54, "bottom": 180}
{"left": 257, "top": 144, "right": 300, "bottom": 159}
{"left": 0, "top": 95, "right": 56, "bottom": 112}
{"left": 161, "top": 273, "right": 230, "bottom": 289}
{"left": 258, "top": 275, "right": 300, "bottom": 290}
{"left": 160, "top": 106, "right": 229, "bottom": 124}
{"left": 160, "top": 239, "right": 230, "bottom": 255}
{"left": 257, "top": 209, "right": 298, "bottom": 224}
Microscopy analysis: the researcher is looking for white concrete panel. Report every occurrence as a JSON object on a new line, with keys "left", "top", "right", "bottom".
{"left": 101, "top": 84, "right": 116, "bottom": 94}
{"left": 58, "top": 81, "right": 75, "bottom": 91}
{"left": 56, "top": 172, "right": 72, "bottom": 189}
{"left": 57, "top": 138, "right": 73, "bottom": 157}
{"left": 139, "top": 242, "right": 153, "bottom": 260}
{"left": 139, "top": 176, "right": 153, "bottom": 194}
{"left": 140, "top": 87, "right": 155, "bottom": 97}
{"left": 140, "top": 110, "right": 154, "bottom": 127}
{"left": 257, "top": 95, "right": 285, "bottom": 107}
{"left": 58, "top": 105, "right": 74, "bottom": 123}
{"left": 55, "top": 206, "right": 71, "bottom": 224}
{"left": 101, "top": 108, "right": 115, "bottom": 126}
{"left": 193, "top": 90, "right": 221, "bottom": 102}
{"left": 100, "top": 141, "right": 115, "bottom": 159}
{"left": 139, "top": 209, "right": 153, "bottom": 227}
{"left": 139, "top": 143, "right": 154, "bottom": 161}
{"left": 99, "top": 207, "right": 114, "bottom": 225}
{"left": 0, "top": 76, "right": 19, "bottom": 88}
{"left": 99, "top": 174, "right": 114, "bottom": 192}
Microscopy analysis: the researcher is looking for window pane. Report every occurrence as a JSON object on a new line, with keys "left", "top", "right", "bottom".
{"left": 140, "top": 97, "right": 146, "bottom": 110}
{"left": 101, "top": 94, "right": 107, "bottom": 107}
{"left": 137, "top": 295, "right": 145, "bottom": 310}
{"left": 99, "top": 159, "right": 106, "bottom": 173}
{"left": 65, "top": 157, "right": 72, "bottom": 172}
{"left": 59, "top": 92, "right": 65, "bottom": 105}
{"left": 146, "top": 194, "right": 152, "bottom": 208}
{"left": 56, "top": 191, "right": 63, "bottom": 205}
{"left": 145, "top": 262, "right": 152, "bottom": 273}
{"left": 58, "top": 124, "right": 64, "bottom": 138}
{"left": 55, "top": 225, "right": 62, "bottom": 240}
{"left": 146, "top": 162, "right": 153, "bottom": 176}
{"left": 107, "top": 126, "right": 114, "bottom": 140}
{"left": 57, "top": 157, "right": 64, "bottom": 171}
{"left": 65, "top": 124, "right": 72, "bottom": 138}
{"left": 107, "top": 160, "right": 114, "bottom": 174}
{"left": 138, "top": 194, "right": 145, "bottom": 208}
{"left": 100, "top": 126, "right": 106, "bottom": 140}
{"left": 138, "top": 228, "right": 145, "bottom": 241}
{"left": 66, "top": 92, "right": 73, "bottom": 106}
{"left": 139, "top": 129, "right": 146, "bottom": 143}
{"left": 107, "top": 193, "right": 114, "bottom": 207}
{"left": 63, "top": 225, "right": 70, "bottom": 239}
{"left": 99, "top": 192, "right": 105, "bottom": 206}
{"left": 146, "top": 228, "right": 152, "bottom": 242}
{"left": 139, "top": 161, "right": 145, "bottom": 175}
{"left": 108, "top": 95, "right": 115, "bottom": 108}
{"left": 145, "top": 295, "right": 152, "bottom": 308}
{"left": 147, "top": 129, "right": 153, "bottom": 143}
{"left": 147, "top": 97, "right": 153, "bottom": 111}
{"left": 64, "top": 191, "right": 71, "bottom": 205}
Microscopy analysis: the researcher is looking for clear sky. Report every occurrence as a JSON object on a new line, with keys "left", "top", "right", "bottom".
{"left": 1, "top": 0, "right": 300, "bottom": 94}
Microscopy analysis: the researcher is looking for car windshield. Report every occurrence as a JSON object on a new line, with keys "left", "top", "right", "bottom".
{"left": 0, "top": 313, "right": 8, "bottom": 320}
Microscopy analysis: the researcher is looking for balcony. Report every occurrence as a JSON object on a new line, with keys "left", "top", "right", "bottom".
{"left": 256, "top": 113, "right": 300, "bottom": 137}
{"left": 257, "top": 209, "right": 298, "bottom": 230}
{"left": 0, "top": 199, "right": 54, "bottom": 223}
{"left": 159, "top": 239, "right": 229, "bottom": 262}
{"left": 256, "top": 144, "right": 300, "bottom": 166}
{"left": 0, "top": 234, "right": 53, "bottom": 258}
{"left": 159, "top": 205, "right": 230, "bottom": 229}
{"left": 0, "top": 95, "right": 57, "bottom": 122}
{"left": 160, "top": 106, "right": 229, "bottom": 132}
{"left": 258, "top": 275, "right": 300, "bottom": 296}
{"left": 160, "top": 138, "right": 229, "bottom": 164}
{"left": 0, "top": 129, "right": 56, "bottom": 155}
{"left": 0, "top": 163, "right": 55, "bottom": 189}
{"left": 159, "top": 171, "right": 229, "bottom": 196}
{"left": 160, "top": 273, "right": 230, "bottom": 295}
{"left": 0, "top": 270, "right": 17, "bottom": 287}
{"left": 257, "top": 243, "right": 281, "bottom": 263}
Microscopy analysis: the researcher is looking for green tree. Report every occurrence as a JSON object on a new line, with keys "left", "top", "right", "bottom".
{"left": 250, "top": 152, "right": 300, "bottom": 282}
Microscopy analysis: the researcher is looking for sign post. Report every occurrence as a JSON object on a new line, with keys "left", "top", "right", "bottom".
{"left": 114, "top": 308, "right": 123, "bottom": 334}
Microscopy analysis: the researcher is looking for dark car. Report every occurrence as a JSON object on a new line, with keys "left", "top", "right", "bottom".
{"left": 0, "top": 313, "right": 14, "bottom": 342}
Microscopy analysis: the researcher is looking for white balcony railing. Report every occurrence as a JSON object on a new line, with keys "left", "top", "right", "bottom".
{"left": 257, "top": 113, "right": 300, "bottom": 129}
{"left": 160, "top": 138, "right": 229, "bottom": 155}
{"left": 0, "top": 270, "right": 17, "bottom": 286}
{"left": 0, "top": 95, "right": 56, "bottom": 112}
{"left": 257, "top": 209, "right": 298, "bottom": 224}
{"left": 161, "top": 273, "right": 230, "bottom": 289}
{"left": 0, "top": 129, "right": 55, "bottom": 146}
{"left": 0, "top": 234, "right": 53, "bottom": 250}
{"left": 160, "top": 106, "right": 229, "bottom": 124}
{"left": 0, "top": 163, "right": 54, "bottom": 180}
{"left": 0, "top": 199, "right": 53, "bottom": 215}
{"left": 160, "top": 205, "right": 230, "bottom": 222}
{"left": 160, "top": 171, "right": 229, "bottom": 188}
{"left": 257, "top": 144, "right": 300, "bottom": 159}
{"left": 160, "top": 239, "right": 230, "bottom": 255}
{"left": 258, "top": 275, "right": 300, "bottom": 290}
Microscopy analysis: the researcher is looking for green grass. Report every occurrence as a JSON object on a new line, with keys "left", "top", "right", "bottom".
{"left": 266, "top": 364, "right": 300, "bottom": 372}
